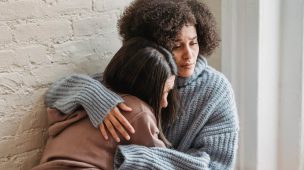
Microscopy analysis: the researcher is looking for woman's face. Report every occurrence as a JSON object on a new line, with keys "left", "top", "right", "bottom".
{"left": 172, "top": 25, "right": 199, "bottom": 77}
{"left": 160, "top": 75, "right": 175, "bottom": 108}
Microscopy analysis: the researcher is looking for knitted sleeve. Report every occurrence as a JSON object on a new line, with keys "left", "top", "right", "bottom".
{"left": 45, "top": 74, "right": 123, "bottom": 128}
{"left": 114, "top": 145, "right": 211, "bottom": 170}
{"left": 114, "top": 76, "right": 239, "bottom": 170}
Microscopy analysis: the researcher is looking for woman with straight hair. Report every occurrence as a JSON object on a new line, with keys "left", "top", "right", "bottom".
{"left": 33, "top": 37, "right": 178, "bottom": 170}
{"left": 44, "top": 0, "right": 239, "bottom": 169}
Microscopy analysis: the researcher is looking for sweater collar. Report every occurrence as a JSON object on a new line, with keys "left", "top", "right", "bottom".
{"left": 176, "top": 56, "right": 207, "bottom": 88}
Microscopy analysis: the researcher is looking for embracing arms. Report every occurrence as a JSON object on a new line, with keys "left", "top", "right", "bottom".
{"left": 45, "top": 74, "right": 122, "bottom": 127}
{"left": 45, "top": 74, "right": 134, "bottom": 141}
{"left": 114, "top": 75, "right": 239, "bottom": 170}
{"left": 45, "top": 73, "right": 239, "bottom": 169}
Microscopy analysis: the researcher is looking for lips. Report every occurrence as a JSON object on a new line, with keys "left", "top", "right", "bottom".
{"left": 180, "top": 63, "right": 194, "bottom": 69}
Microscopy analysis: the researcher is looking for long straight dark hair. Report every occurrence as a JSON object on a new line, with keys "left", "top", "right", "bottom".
{"left": 103, "top": 37, "right": 178, "bottom": 146}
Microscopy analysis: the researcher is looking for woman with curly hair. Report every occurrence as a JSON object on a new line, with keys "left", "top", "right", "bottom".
{"left": 45, "top": 0, "right": 239, "bottom": 169}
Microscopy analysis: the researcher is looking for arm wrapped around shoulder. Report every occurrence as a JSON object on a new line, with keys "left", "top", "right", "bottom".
{"left": 45, "top": 74, "right": 123, "bottom": 128}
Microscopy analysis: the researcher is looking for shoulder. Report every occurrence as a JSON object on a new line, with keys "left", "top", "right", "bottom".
{"left": 121, "top": 95, "right": 152, "bottom": 112}
{"left": 202, "top": 65, "right": 234, "bottom": 97}
{"left": 120, "top": 95, "right": 155, "bottom": 123}
{"left": 189, "top": 63, "right": 236, "bottom": 109}
{"left": 194, "top": 57, "right": 233, "bottom": 94}
{"left": 199, "top": 65, "right": 239, "bottom": 127}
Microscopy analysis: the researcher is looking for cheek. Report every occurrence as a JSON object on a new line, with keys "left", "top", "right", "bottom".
{"left": 192, "top": 45, "right": 199, "bottom": 56}
{"left": 172, "top": 52, "right": 182, "bottom": 63}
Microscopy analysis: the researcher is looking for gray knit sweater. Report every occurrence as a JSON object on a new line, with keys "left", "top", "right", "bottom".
{"left": 45, "top": 57, "right": 239, "bottom": 170}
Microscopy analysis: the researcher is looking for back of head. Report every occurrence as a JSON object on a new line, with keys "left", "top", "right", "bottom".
{"left": 103, "top": 37, "right": 178, "bottom": 146}
{"left": 103, "top": 37, "right": 176, "bottom": 104}
{"left": 118, "top": 0, "right": 220, "bottom": 56}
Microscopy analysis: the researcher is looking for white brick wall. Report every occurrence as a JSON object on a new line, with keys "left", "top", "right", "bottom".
{"left": 0, "top": 0, "right": 132, "bottom": 169}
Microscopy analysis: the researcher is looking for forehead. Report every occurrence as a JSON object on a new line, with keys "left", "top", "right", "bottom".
{"left": 175, "top": 25, "right": 197, "bottom": 41}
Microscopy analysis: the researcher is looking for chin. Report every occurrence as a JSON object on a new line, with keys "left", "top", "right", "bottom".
{"left": 179, "top": 70, "right": 194, "bottom": 77}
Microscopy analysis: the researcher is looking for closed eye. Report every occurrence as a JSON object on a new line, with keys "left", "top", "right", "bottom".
{"left": 173, "top": 44, "right": 182, "bottom": 49}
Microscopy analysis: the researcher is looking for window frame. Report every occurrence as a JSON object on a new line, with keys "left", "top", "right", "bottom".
{"left": 221, "top": 0, "right": 304, "bottom": 169}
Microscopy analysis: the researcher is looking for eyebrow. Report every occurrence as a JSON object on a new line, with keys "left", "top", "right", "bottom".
{"left": 175, "top": 36, "right": 197, "bottom": 42}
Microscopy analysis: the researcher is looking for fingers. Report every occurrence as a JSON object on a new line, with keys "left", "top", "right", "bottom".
{"left": 99, "top": 123, "right": 108, "bottom": 140}
{"left": 99, "top": 105, "right": 135, "bottom": 143}
{"left": 113, "top": 107, "right": 135, "bottom": 134}
{"left": 118, "top": 103, "right": 132, "bottom": 112}
{"left": 104, "top": 117, "right": 120, "bottom": 142}
{"left": 108, "top": 113, "right": 130, "bottom": 141}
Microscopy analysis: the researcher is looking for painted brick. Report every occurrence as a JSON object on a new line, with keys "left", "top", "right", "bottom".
{"left": 0, "top": 0, "right": 133, "bottom": 169}
{"left": 15, "top": 45, "right": 49, "bottom": 65}
{"left": 0, "top": 0, "right": 47, "bottom": 21}
{"left": 0, "top": 72, "right": 42, "bottom": 97}
{"left": 73, "top": 14, "right": 118, "bottom": 36}
{"left": 0, "top": 91, "right": 45, "bottom": 120}
{"left": 16, "top": 95, "right": 48, "bottom": 133}
{"left": 93, "top": 34, "right": 122, "bottom": 57}
{"left": 0, "top": 26, "right": 12, "bottom": 46}
{"left": 54, "top": 39, "right": 95, "bottom": 60}
{"left": 55, "top": 0, "right": 92, "bottom": 14}
{"left": 0, "top": 117, "right": 20, "bottom": 137}
{"left": 0, "top": 0, "right": 92, "bottom": 21}
{"left": 0, "top": 97, "right": 5, "bottom": 117}
{"left": 53, "top": 35, "right": 121, "bottom": 74}
{"left": 14, "top": 20, "right": 72, "bottom": 43}
{"left": 0, "top": 50, "right": 29, "bottom": 72}
{"left": 0, "top": 160, "right": 19, "bottom": 170}
{"left": 0, "top": 71, "right": 45, "bottom": 93}
{"left": 93, "top": 0, "right": 133, "bottom": 11}
{"left": 31, "top": 64, "right": 78, "bottom": 85}
{"left": 20, "top": 149, "right": 44, "bottom": 170}
{"left": 0, "top": 130, "right": 45, "bottom": 158}
{"left": 0, "top": 149, "right": 43, "bottom": 170}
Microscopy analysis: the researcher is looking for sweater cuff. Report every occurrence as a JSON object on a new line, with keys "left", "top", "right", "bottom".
{"left": 77, "top": 79, "right": 124, "bottom": 128}
{"left": 114, "top": 145, "right": 153, "bottom": 170}
{"left": 114, "top": 145, "right": 211, "bottom": 170}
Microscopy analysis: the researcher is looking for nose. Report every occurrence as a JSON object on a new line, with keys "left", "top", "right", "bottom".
{"left": 161, "top": 96, "right": 168, "bottom": 108}
{"left": 162, "top": 99, "right": 168, "bottom": 108}
{"left": 182, "top": 45, "right": 192, "bottom": 60}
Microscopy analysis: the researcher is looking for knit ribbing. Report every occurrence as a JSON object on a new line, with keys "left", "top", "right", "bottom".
{"left": 45, "top": 74, "right": 124, "bottom": 128}
{"left": 114, "top": 145, "right": 211, "bottom": 170}
{"left": 45, "top": 57, "right": 239, "bottom": 169}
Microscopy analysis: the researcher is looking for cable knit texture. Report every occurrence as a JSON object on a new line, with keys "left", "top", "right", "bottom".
{"left": 45, "top": 56, "right": 239, "bottom": 170}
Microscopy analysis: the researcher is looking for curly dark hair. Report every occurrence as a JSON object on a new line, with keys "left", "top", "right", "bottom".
{"left": 118, "top": 0, "right": 220, "bottom": 56}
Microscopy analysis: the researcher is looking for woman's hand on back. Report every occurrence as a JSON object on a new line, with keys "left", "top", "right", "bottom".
{"left": 99, "top": 103, "right": 135, "bottom": 142}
